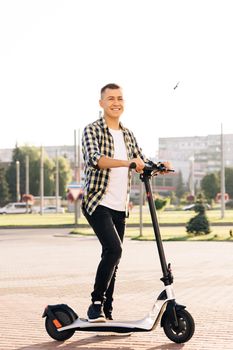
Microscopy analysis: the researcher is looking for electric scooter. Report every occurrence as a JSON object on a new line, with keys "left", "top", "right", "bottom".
{"left": 42, "top": 162, "right": 195, "bottom": 344}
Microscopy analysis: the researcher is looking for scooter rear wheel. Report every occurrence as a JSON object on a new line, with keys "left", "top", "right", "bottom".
{"left": 162, "top": 309, "right": 195, "bottom": 343}
{"left": 45, "top": 308, "right": 75, "bottom": 341}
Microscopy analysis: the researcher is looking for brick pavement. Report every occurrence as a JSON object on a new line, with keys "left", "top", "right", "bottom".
{"left": 0, "top": 228, "right": 232, "bottom": 350}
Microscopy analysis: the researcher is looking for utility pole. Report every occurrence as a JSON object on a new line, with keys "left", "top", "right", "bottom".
{"left": 220, "top": 123, "right": 225, "bottom": 219}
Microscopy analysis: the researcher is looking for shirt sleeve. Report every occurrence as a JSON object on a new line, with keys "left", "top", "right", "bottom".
{"left": 82, "top": 124, "right": 103, "bottom": 169}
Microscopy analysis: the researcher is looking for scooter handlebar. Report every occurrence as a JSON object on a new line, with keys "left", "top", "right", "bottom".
{"left": 129, "top": 161, "right": 174, "bottom": 173}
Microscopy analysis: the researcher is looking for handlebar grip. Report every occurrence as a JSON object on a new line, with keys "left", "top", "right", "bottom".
{"left": 156, "top": 163, "right": 174, "bottom": 172}
{"left": 129, "top": 162, "right": 137, "bottom": 169}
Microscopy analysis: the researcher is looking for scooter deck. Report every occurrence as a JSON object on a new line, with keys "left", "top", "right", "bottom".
{"left": 58, "top": 314, "right": 159, "bottom": 333}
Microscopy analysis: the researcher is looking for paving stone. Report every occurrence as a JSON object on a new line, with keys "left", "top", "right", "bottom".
{"left": 0, "top": 228, "right": 232, "bottom": 349}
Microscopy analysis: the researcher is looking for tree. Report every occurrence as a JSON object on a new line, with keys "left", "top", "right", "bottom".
{"left": 0, "top": 167, "right": 11, "bottom": 206}
{"left": 6, "top": 145, "right": 72, "bottom": 200}
{"left": 6, "top": 145, "right": 44, "bottom": 199}
{"left": 6, "top": 145, "right": 24, "bottom": 201}
{"left": 175, "top": 171, "right": 185, "bottom": 199}
{"left": 225, "top": 168, "right": 233, "bottom": 198}
{"left": 55, "top": 157, "right": 72, "bottom": 198}
{"left": 200, "top": 173, "right": 219, "bottom": 201}
{"left": 44, "top": 157, "right": 55, "bottom": 196}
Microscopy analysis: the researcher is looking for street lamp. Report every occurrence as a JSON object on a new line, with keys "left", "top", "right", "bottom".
{"left": 16, "top": 160, "right": 20, "bottom": 202}
{"left": 189, "top": 156, "right": 195, "bottom": 197}
{"left": 220, "top": 123, "right": 225, "bottom": 219}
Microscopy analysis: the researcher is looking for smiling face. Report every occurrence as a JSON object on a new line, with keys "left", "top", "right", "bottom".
{"left": 99, "top": 87, "right": 124, "bottom": 122}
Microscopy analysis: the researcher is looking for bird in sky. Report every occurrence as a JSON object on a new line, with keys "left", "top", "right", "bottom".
{"left": 174, "top": 81, "right": 180, "bottom": 90}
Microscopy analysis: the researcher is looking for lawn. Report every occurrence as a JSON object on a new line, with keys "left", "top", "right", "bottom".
{"left": 0, "top": 213, "right": 76, "bottom": 227}
{"left": 1, "top": 206, "right": 233, "bottom": 226}
{"left": 69, "top": 224, "right": 233, "bottom": 241}
{"left": 1, "top": 207, "right": 233, "bottom": 241}
{"left": 127, "top": 206, "right": 233, "bottom": 224}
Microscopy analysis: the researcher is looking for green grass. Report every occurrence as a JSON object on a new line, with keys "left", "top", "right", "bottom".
{"left": 1, "top": 208, "right": 233, "bottom": 226}
{"left": 1, "top": 207, "right": 233, "bottom": 242}
{"left": 70, "top": 225, "right": 233, "bottom": 241}
{"left": 128, "top": 226, "right": 233, "bottom": 241}
{"left": 0, "top": 213, "right": 77, "bottom": 227}
{"left": 127, "top": 206, "right": 233, "bottom": 224}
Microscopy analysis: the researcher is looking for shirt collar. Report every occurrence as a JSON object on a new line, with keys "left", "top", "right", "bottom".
{"left": 99, "top": 116, "right": 126, "bottom": 131}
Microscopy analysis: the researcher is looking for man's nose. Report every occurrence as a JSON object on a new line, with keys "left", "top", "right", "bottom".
{"left": 112, "top": 98, "right": 121, "bottom": 104}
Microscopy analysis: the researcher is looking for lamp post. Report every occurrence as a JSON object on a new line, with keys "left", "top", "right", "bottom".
{"left": 16, "top": 160, "right": 20, "bottom": 202}
{"left": 139, "top": 179, "right": 143, "bottom": 237}
{"left": 25, "top": 155, "right": 29, "bottom": 195}
{"left": 220, "top": 123, "right": 225, "bottom": 219}
{"left": 189, "top": 156, "right": 195, "bottom": 197}
{"left": 40, "top": 146, "right": 44, "bottom": 215}
{"left": 55, "top": 150, "right": 59, "bottom": 213}
{"left": 74, "top": 129, "right": 81, "bottom": 227}
{"left": 25, "top": 155, "right": 30, "bottom": 212}
{"left": 74, "top": 130, "right": 78, "bottom": 226}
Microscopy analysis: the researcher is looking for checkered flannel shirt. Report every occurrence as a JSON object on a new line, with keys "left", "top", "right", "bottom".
{"left": 81, "top": 116, "right": 148, "bottom": 215}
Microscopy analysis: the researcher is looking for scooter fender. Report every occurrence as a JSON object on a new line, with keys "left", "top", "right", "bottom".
{"left": 160, "top": 300, "right": 186, "bottom": 328}
{"left": 42, "top": 304, "right": 78, "bottom": 324}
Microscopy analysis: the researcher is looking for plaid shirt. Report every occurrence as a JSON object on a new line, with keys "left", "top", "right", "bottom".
{"left": 82, "top": 116, "right": 148, "bottom": 215}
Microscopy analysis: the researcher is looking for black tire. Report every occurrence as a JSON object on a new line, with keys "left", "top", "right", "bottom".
{"left": 163, "top": 309, "right": 195, "bottom": 343}
{"left": 45, "top": 308, "right": 75, "bottom": 341}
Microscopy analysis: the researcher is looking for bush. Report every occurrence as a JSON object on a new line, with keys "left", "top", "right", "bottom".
{"left": 226, "top": 200, "right": 233, "bottom": 209}
{"left": 154, "top": 198, "right": 167, "bottom": 211}
{"left": 186, "top": 203, "right": 211, "bottom": 235}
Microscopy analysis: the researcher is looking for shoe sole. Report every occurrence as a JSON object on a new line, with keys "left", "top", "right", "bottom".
{"left": 88, "top": 317, "right": 106, "bottom": 323}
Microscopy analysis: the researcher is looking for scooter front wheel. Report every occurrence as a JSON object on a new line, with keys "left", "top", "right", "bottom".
{"left": 45, "top": 308, "right": 75, "bottom": 341}
{"left": 162, "top": 309, "right": 195, "bottom": 343}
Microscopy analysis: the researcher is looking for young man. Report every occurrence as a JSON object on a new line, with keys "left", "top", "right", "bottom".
{"left": 82, "top": 83, "right": 170, "bottom": 322}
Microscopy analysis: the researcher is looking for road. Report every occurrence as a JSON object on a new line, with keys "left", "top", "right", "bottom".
{"left": 0, "top": 228, "right": 232, "bottom": 349}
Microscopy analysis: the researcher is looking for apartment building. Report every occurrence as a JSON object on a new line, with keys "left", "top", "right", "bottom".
{"left": 158, "top": 134, "right": 233, "bottom": 191}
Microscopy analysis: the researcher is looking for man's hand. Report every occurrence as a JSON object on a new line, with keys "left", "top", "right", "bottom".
{"left": 130, "top": 156, "right": 145, "bottom": 173}
{"left": 157, "top": 161, "right": 173, "bottom": 174}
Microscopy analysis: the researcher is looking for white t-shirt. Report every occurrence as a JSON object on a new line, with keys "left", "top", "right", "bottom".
{"left": 100, "top": 128, "right": 128, "bottom": 211}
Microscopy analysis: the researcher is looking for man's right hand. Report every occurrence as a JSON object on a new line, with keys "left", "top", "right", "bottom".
{"left": 129, "top": 156, "right": 145, "bottom": 173}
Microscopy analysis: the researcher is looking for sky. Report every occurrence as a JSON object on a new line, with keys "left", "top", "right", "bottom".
{"left": 0, "top": 0, "right": 233, "bottom": 158}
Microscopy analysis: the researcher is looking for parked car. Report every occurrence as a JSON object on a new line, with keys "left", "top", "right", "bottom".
{"left": 43, "top": 206, "right": 65, "bottom": 213}
{"left": 0, "top": 202, "right": 32, "bottom": 214}
{"left": 32, "top": 206, "right": 65, "bottom": 214}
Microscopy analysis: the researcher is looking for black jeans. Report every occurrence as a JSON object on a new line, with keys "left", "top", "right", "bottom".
{"left": 83, "top": 205, "right": 126, "bottom": 311}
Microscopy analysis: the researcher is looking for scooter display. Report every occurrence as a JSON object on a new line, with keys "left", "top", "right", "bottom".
{"left": 42, "top": 162, "right": 195, "bottom": 344}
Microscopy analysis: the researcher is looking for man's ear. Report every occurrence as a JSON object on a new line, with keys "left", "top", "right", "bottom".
{"left": 99, "top": 99, "right": 104, "bottom": 108}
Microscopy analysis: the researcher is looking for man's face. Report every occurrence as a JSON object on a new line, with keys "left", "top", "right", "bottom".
{"left": 99, "top": 88, "right": 124, "bottom": 119}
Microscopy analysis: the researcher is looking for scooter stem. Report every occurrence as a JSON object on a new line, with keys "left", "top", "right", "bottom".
{"left": 141, "top": 173, "right": 173, "bottom": 286}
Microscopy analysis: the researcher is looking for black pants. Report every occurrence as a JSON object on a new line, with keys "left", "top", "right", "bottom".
{"left": 83, "top": 205, "right": 126, "bottom": 311}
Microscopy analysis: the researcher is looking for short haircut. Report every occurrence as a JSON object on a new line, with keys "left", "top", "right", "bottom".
{"left": 100, "top": 83, "right": 121, "bottom": 98}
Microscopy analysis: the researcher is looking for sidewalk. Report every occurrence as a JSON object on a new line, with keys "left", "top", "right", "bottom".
{"left": 0, "top": 228, "right": 232, "bottom": 350}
